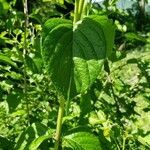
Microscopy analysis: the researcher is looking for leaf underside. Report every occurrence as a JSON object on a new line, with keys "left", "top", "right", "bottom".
{"left": 42, "top": 15, "right": 115, "bottom": 99}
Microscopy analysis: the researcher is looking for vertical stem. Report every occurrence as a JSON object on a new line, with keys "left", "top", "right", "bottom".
{"left": 78, "top": 0, "right": 85, "bottom": 19}
{"left": 54, "top": 96, "right": 65, "bottom": 150}
{"left": 23, "top": 0, "right": 30, "bottom": 126}
{"left": 122, "top": 136, "right": 126, "bottom": 150}
{"left": 74, "top": 0, "right": 80, "bottom": 24}
{"left": 74, "top": 0, "right": 87, "bottom": 24}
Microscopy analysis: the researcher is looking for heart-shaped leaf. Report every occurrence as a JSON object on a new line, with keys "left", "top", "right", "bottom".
{"left": 42, "top": 15, "right": 115, "bottom": 99}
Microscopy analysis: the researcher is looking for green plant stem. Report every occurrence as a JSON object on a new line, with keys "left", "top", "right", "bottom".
{"left": 122, "top": 136, "right": 126, "bottom": 150}
{"left": 78, "top": 0, "right": 85, "bottom": 19}
{"left": 23, "top": 0, "right": 30, "bottom": 126}
{"left": 74, "top": 0, "right": 87, "bottom": 24}
{"left": 54, "top": 96, "right": 65, "bottom": 150}
{"left": 74, "top": 0, "right": 79, "bottom": 24}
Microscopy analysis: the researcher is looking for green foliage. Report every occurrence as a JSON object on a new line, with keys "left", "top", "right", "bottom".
{"left": 42, "top": 15, "right": 115, "bottom": 99}
{"left": 15, "top": 123, "right": 53, "bottom": 150}
{"left": 0, "top": 135, "right": 13, "bottom": 150}
{"left": 63, "top": 132, "right": 102, "bottom": 150}
{"left": 0, "top": 0, "right": 9, "bottom": 15}
{"left": 0, "top": 0, "right": 149, "bottom": 150}
{"left": 0, "top": 54, "right": 17, "bottom": 68}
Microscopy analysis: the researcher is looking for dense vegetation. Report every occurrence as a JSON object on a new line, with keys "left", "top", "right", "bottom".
{"left": 0, "top": 0, "right": 150, "bottom": 149}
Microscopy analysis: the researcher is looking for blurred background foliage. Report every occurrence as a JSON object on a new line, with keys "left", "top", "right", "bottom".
{"left": 0, "top": 0, "right": 150, "bottom": 149}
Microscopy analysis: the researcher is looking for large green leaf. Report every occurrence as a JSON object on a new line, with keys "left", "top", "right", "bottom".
{"left": 42, "top": 15, "right": 115, "bottom": 99}
{"left": 15, "top": 123, "right": 52, "bottom": 150}
{"left": 63, "top": 132, "right": 102, "bottom": 150}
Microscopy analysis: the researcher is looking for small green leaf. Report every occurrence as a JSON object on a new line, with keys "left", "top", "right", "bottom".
{"left": 125, "top": 32, "right": 146, "bottom": 42}
{"left": 127, "top": 58, "right": 138, "bottom": 64}
{"left": 63, "top": 132, "right": 102, "bottom": 150}
{"left": 0, "top": 54, "right": 17, "bottom": 68}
